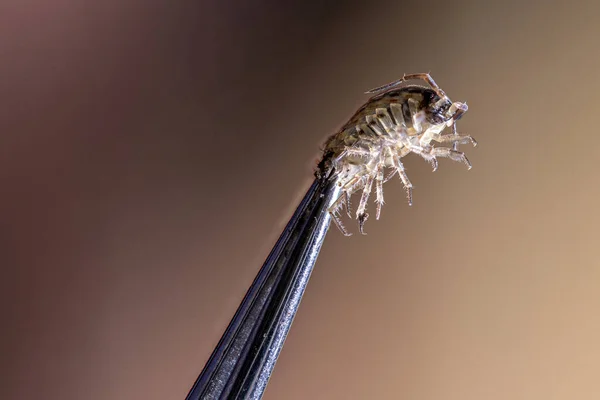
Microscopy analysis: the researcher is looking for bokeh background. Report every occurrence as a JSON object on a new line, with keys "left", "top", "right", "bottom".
{"left": 3, "top": 0, "right": 600, "bottom": 399}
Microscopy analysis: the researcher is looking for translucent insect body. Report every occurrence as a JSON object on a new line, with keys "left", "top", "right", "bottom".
{"left": 317, "top": 73, "right": 476, "bottom": 236}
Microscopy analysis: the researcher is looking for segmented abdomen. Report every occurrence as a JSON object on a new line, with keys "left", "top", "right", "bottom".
{"left": 327, "top": 87, "right": 435, "bottom": 151}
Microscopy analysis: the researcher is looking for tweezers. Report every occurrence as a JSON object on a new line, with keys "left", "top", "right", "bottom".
{"left": 185, "top": 175, "right": 340, "bottom": 400}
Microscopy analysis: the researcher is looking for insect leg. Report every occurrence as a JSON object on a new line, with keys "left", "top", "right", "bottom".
{"left": 433, "top": 134, "right": 477, "bottom": 147}
{"left": 448, "top": 102, "right": 468, "bottom": 151}
{"left": 409, "top": 145, "right": 439, "bottom": 172}
{"left": 392, "top": 155, "right": 413, "bottom": 206}
{"left": 428, "top": 147, "right": 472, "bottom": 170}
{"left": 452, "top": 123, "right": 459, "bottom": 151}
{"left": 345, "top": 191, "right": 352, "bottom": 218}
{"left": 374, "top": 160, "right": 385, "bottom": 220}
{"left": 383, "top": 169, "right": 397, "bottom": 183}
{"left": 342, "top": 174, "right": 363, "bottom": 218}
{"left": 328, "top": 171, "right": 368, "bottom": 236}
{"left": 356, "top": 175, "right": 374, "bottom": 235}
{"left": 328, "top": 194, "right": 352, "bottom": 237}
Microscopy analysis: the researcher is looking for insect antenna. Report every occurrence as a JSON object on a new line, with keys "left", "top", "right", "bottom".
{"left": 365, "top": 78, "right": 406, "bottom": 94}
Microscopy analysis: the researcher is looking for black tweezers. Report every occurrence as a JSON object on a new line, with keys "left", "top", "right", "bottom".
{"left": 185, "top": 175, "right": 340, "bottom": 400}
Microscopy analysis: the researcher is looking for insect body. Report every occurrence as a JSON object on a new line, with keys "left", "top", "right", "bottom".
{"left": 317, "top": 73, "right": 476, "bottom": 236}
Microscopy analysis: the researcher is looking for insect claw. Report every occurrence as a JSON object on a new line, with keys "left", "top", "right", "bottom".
{"left": 358, "top": 212, "right": 369, "bottom": 235}
{"left": 464, "top": 156, "right": 472, "bottom": 170}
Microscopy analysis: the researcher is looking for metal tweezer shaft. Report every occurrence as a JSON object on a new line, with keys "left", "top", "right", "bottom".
{"left": 185, "top": 175, "right": 340, "bottom": 400}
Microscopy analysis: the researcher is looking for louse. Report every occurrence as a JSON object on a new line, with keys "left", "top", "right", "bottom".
{"left": 316, "top": 73, "right": 477, "bottom": 236}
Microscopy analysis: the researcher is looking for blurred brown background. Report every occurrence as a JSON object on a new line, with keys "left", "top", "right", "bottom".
{"left": 2, "top": 0, "right": 600, "bottom": 399}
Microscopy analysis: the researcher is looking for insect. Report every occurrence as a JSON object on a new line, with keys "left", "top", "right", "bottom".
{"left": 317, "top": 73, "right": 477, "bottom": 236}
